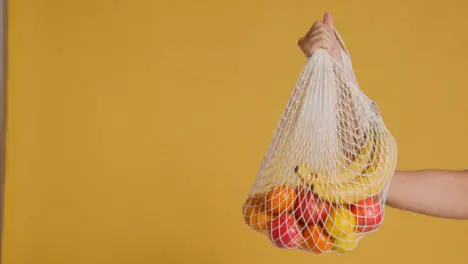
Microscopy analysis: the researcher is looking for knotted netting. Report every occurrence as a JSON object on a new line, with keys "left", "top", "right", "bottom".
{"left": 243, "top": 31, "right": 397, "bottom": 255}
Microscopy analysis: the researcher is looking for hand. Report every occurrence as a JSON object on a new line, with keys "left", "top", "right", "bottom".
{"left": 297, "top": 12, "right": 342, "bottom": 61}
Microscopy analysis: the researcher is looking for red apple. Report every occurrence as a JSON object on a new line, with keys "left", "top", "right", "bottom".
{"left": 269, "top": 213, "right": 302, "bottom": 248}
{"left": 294, "top": 191, "right": 330, "bottom": 225}
{"left": 351, "top": 197, "right": 383, "bottom": 233}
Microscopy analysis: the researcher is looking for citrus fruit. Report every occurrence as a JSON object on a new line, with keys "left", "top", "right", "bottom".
{"left": 333, "top": 233, "right": 359, "bottom": 253}
{"left": 302, "top": 225, "right": 334, "bottom": 254}
{"left": 266, "top": 185, "right": 297, "bottom": 214}
{"left": 325, "top": 206, "right": 356, "bottom": 239}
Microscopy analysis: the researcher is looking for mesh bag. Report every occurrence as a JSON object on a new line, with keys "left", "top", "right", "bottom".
{"left": 242, "top": 30, "right": 397, "bottom": 255}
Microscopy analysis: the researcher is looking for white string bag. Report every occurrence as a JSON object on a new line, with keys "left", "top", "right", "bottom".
{"left": 243, "top": 30, "right": 397, "bottom": 254}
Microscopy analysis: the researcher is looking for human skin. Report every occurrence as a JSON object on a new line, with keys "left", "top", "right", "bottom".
{"left": 298, "top": 12, "right": 468, "bottom": 220}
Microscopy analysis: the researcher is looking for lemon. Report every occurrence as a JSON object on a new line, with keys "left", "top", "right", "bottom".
{"left": 333, "top": 233, "right": 359, "bottom": 253}
{"left": 325, "top": 207, "right": 356, "bottom": 239}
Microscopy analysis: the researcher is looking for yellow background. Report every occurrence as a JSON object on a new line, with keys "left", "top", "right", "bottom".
{"left": 3, "top": 0, "right": 468, "bottom": 263}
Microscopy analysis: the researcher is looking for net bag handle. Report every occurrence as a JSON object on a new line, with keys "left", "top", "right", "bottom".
{"left": 333, "top": 28, "right": 350, "bottom": 56}
{"left": 333, "top": 28, "right": 359, "bottom": 85}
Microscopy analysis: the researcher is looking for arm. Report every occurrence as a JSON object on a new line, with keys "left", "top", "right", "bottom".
{"left": 299, "top": 13, "right": 468, "bottom": 221}
{"left": 387, "top": 170, "right": 468, "bottom": 220}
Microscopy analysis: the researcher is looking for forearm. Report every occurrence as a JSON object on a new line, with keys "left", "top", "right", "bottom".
{"left": 386, "top": 169, "right": 468, "bottom": 220}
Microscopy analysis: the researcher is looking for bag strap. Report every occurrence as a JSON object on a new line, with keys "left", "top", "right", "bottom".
{"left": 332, "top": 28, "right": 358, "bottom": 85}
{"left": 333, "top": 28, "right": 350, "bottom": 56}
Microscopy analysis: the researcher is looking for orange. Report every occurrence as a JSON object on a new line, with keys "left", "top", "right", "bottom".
{"left": 243, "top": 193, "right": 265, "bottom": 217}
{"left": 265, "top": 185, "right": 297, "bottom": 214}
{"left": 249, "top": 208, "right": 272, "bottom": 232}
{"left": 302, "top": 225, "right": 334, "bottom": 254}
{"left": 243, "top": 193, "right": 271, "bottom": 231}
{"left": 244, "top": 206, "right": 256, "bottom": 226}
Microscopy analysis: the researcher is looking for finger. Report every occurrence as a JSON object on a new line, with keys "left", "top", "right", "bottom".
{"left": 323, "top": 12, "right": 334, "bottom": 27}
{"left": 313, "top": 39, "right": 334, "bottom": 55}
{"left": 307, "top": 26, "right": 334, "bottom": 41}
{"left": 313, "top": 20, "right": 323, "bottom": 29}
{"left": 304, "top": 20, "right": 323, "bottom": 37}
{"left": 302, "top": 33, "right": 333, "bottom": 48}
{"left": 301, "top": 26, "right": 334, "bottom": 46}
{"left": 303, "top": 35, "right": 333, "bottom": 50}
{"left": 301, "top": 38, "right": 332, "bottom": 57}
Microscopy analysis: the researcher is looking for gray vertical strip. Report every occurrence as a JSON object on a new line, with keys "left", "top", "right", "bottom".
{"left": 0, "top": 0, "right": 6, "bottom": 261}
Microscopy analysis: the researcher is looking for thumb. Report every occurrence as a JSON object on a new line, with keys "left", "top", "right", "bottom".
{"left": 323, "top": 12, "right": 334, "bottom": 28}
